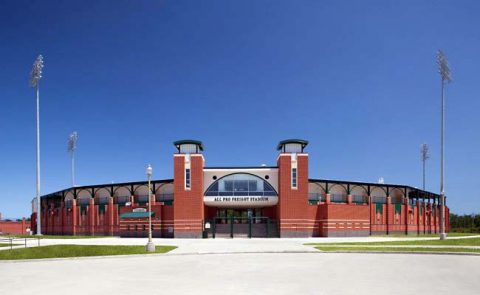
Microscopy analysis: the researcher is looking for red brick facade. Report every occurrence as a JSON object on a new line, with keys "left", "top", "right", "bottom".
{"left": 33, "top": 140, "right": 449, "bottom": 238}
{"left": 0, "top": 218, "right": 29, "bottom": 235}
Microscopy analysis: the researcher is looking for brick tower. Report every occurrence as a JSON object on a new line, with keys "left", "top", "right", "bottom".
{"left": 276, "top": 139, "right": 310, "bottom": 237}
{"left": 173, "top": 140, "right": 205, "bottom": 238}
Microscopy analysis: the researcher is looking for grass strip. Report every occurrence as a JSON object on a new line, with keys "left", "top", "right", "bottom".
{"left": 306, "top": 237, "right": 480, "bottom": 247}
{"left": 315, "top": 246, "right": 480, "bottom": 253}
{"left": 0, "top": 245, "right": 176, "bottom": 260}
{"left": 372, "top": 233, "right": 479, "bottom": 238}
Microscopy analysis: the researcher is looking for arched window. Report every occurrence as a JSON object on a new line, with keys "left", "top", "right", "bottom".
{"left": 205, "top": 173, "right": 277, "bottom": 197}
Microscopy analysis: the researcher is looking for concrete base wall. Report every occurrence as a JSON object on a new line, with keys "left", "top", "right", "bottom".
{"left": 279, "top": 230, "right": 314, "bottom": 238}
{"left": 174, "top": 231, "right": 203, "bottom": 239}
{"left": 323, "top": 230, "right": 370, "bottom": 237}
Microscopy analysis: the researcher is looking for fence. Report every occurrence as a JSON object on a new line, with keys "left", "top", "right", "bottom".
{"left": 0, "top": 236, "right": 41, "bottom": 250}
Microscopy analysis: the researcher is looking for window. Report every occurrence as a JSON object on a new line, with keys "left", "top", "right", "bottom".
{"left": 204, "top": 173, "right": 277, "bottom": 197}
{"left": 143, "top": 224, "right": 146, "bottom": 231}
{"left": 185, "top": 168, "right": 191, "bottom": 189}
{"left": 292, "top": 168, "right": 297, "bottom": 188}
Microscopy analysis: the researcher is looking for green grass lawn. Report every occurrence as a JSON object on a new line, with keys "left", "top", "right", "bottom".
{"left": 0, "top": 243, "right": 13, "bottom": 248}
{"left": 0, "top": 234, "right": 110, "bottom": 239}
{"left": 372, "top": 232, "right": 479, "bottom": 238}
{"left": 315, "top": 246, "right": 480, "bottom": 253}
{"left": 0, "top": 245, "right": 177, "bottom": 260}
{"left": 306, "top": 237, "right": 480, "bottom": 247}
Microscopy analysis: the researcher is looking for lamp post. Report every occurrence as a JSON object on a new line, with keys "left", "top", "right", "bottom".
{"left": 420, "top": 143, "right": 429, "bottom": 191}
{"left": 30, "top": 55, "right": 44, "bottom": 236}
{"left": 437, "top": 50, "right": 451, "bottom": 240}
{"left": 145, "top": 164, "right": 155, "bottom": 252}
{"left": 68, "top": 131, "right": 78, "bottom": 187}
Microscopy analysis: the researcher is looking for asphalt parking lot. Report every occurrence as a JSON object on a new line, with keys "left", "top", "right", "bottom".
{"left": 1, "top": 248, "right": 479, "bottom": 295}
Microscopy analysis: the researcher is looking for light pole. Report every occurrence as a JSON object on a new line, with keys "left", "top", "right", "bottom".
{"left": 420, "top": 143, "right": 429, "bottom": 191}
{"left": 30, "top": 55, "right": 44, "bottom": 236}
{"left": 68, "top": 131, "right": 78, "bottom": 187}
{"left": 437, "top": 50, "right": 451, "bottom": 240}
{"left": 145, "top": 164, "right": 155, "bottom": 252}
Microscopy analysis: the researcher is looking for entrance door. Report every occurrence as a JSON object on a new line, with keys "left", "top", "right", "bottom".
{"left": 208, "top": 209, "right": 277, "bottom": 238}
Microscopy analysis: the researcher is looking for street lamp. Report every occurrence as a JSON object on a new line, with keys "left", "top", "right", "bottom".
{"left": 68, "top": 131, "right": 78, "bottom": 187}
{"left": 420, "top": 143, "right": 429, "bottom": 191}
{"left": 145, "top": 164, "right": 155, "bottom": 252}
{"left": 437, "top": 50, "right": 451, "bottom": 240}
{"left": 30, "top": 54, "right": 44, "bottom": 236}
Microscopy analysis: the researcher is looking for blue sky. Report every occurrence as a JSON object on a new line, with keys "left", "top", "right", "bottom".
{"left": 0, "top": 0, "right": 479, "bottom": 218}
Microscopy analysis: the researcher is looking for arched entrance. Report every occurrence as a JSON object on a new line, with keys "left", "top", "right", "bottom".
{"left": 203, "top": 173, "right": 279, "bottom": 238}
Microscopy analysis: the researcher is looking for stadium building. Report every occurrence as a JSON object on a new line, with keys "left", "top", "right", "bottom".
{"left": 32, "top": 139, "right": 449, "bottom": 238}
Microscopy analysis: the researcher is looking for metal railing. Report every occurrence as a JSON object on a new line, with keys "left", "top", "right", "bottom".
{"left": 372, "top": 196, "right": 387, "bottom": 204}
{"left": 352, "top": 195, "right": 368, "bottom": 204}
{"left": 156, "top": 193, "right": 174, "bottom": 202}
{"left": 330, "top": 194, "right": 347, "bottom": 203}
{"left": 0, "top": 236, "right": 41, "bottom": 250}
{"left": 308, "top": 193, "right": 326, "bottom": 204}
{"left": 391, "top": 196, "right": 403, "bottom": 204}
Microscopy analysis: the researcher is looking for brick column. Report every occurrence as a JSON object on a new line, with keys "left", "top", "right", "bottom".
{"left": 21, "top": 218, "right": 26, "bottom": 235}
{"left": 89, "top": 198, "right": 95, "bottom": 235}
{"left": 150, "top": 193, "right": 156, "bottom": 206}
{"left": 405, "top": 197, "right": 409, "bottom": 235}
{"left": 61, "top": 201, "right": 65, "bottom": 235}
{"left": 386, "top": 196, "right": 391, "bottom": 235}
{"left": 423, "top": 201, "right": 426, "bottom": 234}
{"left": 72, "top": 199, "right": 77, "bottom": 235}
{"left": 368, "top": 195, "right": 372, "bottom": 235}
{"left": 347, "top": 194, "right": 353, "bottom": 204}
{"left": 108, "top": 197, "right": 114, "bottom": 236}
{"left": 325, "top": 193, "right": 331, "bottom": 204}
{"left": 416, "top": 199, "right": 421, "bottom": 235}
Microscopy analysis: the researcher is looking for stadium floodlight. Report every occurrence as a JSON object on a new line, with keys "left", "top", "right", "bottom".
{"left": 437, "top": 50, "right": 451, "bottom": 240}
{"left": 30, "top": 55, "right": 44, "bottom": 236}
{"left": 145, "top": 164, "right": 155, "bottom": 252}
{"left": 68, "top": 131, "right": 78, "bottom": 187}
{"left": 420, "top": 143, "right": 429, "bottom": 190}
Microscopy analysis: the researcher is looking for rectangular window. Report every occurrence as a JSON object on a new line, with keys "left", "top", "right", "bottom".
{"left": 292, "top": 168, "right": 297, "bottom": 188}
{"left": 185, "top": 168, "right": 191, "bottom": 189}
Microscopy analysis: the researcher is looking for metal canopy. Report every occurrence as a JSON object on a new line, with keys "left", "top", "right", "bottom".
{"left": 276, "top": 139, "right": 309, "bottom": 151}
{"left": 173, "top": 139, "right": 204, "bottom": 151}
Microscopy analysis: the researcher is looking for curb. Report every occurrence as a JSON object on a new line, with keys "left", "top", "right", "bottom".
{"left": 315, "top": 250, "right": 480, "bottom": 256}
{"left": 2, "top": 249, "right": 479, "bottom": 263}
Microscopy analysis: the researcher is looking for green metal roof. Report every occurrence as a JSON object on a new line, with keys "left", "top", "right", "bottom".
{"left": 120, "top": 212, "right": 154, "bottom": 219}
{"left": 173, "top": 139, "right": 204, "bottom": 151}
{"left": 276, "top": 139, "right": 309, "bottom": 151}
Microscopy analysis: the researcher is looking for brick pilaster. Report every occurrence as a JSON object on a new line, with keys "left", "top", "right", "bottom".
{"left": 89, "top": 198, "right": 95, "bottom": 235}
